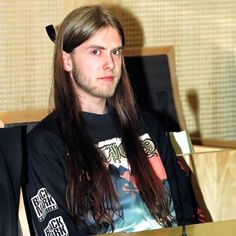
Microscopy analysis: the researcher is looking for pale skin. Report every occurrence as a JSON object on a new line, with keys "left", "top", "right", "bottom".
{"left": 62, "top": 26, "right": 123, "bottom": 114}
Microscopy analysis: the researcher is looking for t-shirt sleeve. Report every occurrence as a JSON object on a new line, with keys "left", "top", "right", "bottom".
{"left": 25, "top": 130, "right": 82, "bottom": 236}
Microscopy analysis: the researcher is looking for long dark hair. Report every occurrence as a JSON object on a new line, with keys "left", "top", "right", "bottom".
{"left": 52, "top": 5, "right": 172, "bottom": 232}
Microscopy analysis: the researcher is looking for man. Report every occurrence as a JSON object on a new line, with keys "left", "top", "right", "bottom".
{"left": 26, "top": 5, "right": 204, "bottom": 235}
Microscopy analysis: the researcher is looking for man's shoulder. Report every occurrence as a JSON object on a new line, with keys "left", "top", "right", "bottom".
{"left": 138, "top": 110, "right": 155, "bottom": 121}
{"left": 27, "top": 111, "right": 61, "bottom": 142}
{"left": 26, "top": 111, "right": 65, "bottom": 157}
{"left": 137, "top": 110, "right": 167, "bottom": 148}
{"left": 138, "top": 110, "right": 164, "bottom": 130}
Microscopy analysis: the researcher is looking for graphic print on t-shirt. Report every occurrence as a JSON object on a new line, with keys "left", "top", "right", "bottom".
{"left": 44, "top": 216, "right": 69, "bottom": 236}
{"left": 97, "top": 133, "right": 167, "bottom": 180}
{"left": 96, "top": 133, "right": 176, "bottom": 232}
{"left": 31, "top": 188, "right": 58, "bottom": 222}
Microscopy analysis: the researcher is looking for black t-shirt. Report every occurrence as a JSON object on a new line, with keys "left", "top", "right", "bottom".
{"left": 25, "top": 111, "right": 202, "bottom": 235}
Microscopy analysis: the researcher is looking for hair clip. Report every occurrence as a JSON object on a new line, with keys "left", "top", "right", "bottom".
{"left": 45, "top": 24, "right": 56, "bottom": 42}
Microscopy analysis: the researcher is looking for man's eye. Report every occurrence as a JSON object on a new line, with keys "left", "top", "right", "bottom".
{"left": 91, "top": 49, "right": 101, "bottom": 55}
{"left": 112, "top": 49, "right": 122, "bottom": 56}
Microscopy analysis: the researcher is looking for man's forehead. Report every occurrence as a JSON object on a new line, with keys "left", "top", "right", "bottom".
{"left": 79, "top": 26, "right": 122, "bottom": 49}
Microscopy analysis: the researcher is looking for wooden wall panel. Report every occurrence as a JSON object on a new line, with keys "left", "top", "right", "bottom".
{"left": 183, "top": 148, "right": 236, "bottom": 221}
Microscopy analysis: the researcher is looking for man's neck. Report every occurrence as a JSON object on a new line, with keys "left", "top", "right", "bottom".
{"left": 82, "top": 106, "right": 107, "bottom": 115}
{"left": 80, "top": 98, "right": 107, "bottom": 115}
{"left": 74, "top": 88, "right": 107, "bottom": 114}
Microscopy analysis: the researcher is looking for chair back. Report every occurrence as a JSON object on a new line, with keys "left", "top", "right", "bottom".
{"left": 0, "top": 126, "right": 25, "bottom": 236}
{"left": 124, "top": 46, "right": 186, "bottom": 131}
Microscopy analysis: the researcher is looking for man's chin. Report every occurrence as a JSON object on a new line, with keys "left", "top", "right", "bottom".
{"left": 96, "top": 89, "right": 116, "bottom": 98}
{"left": 99, "top": 93, "right": 115, "bottom": 99}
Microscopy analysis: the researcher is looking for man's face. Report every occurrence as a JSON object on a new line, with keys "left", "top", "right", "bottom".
{"left": 68, "top": 26, "right": 123, "bottom": 101}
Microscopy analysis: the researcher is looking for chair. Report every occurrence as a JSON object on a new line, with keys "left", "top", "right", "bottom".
{"left": 0, "top": 109, "right": 48, "bottom": 133}
{"left": 0, "top": 125, "right": 25, "bottom": 235}
{"left": 0, "top": 115, "right": 39, "bottom": 236}
{"left": 124, "top": 46, "right": 186, "bottom": 132}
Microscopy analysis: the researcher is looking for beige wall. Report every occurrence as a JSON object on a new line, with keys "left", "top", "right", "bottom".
{"left": 1, "top": 0, "right": 236, "bottom": 141}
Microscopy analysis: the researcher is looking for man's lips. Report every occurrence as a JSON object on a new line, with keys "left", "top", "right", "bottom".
{"left": 99, "top": 76, "right": 114, "bottom": 82}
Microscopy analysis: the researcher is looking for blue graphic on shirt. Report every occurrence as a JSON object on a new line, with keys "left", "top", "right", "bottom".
{"left": 96, "top": 134, "right": 177, "bottom": 233}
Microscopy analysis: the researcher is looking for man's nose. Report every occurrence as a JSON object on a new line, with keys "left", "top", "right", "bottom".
{"left": 103, "top": 53, "right": 115, "bottom": 70}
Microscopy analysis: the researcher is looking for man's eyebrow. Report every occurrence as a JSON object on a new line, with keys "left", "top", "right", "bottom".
{"left": 86, "top": 45, "right": 105, "bottom": 50}
{"left": 86, "top": 45, "right": 123, "bottom": 50}
{"left": 114, "top": 46, "right": 124, "bottom": 51}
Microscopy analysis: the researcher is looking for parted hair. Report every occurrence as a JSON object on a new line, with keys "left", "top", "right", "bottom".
{"left": 52, "top": 5, "right": 172, "bottom": 232}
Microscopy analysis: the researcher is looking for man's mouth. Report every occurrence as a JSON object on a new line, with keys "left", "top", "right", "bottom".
{"left": 99, "top": 76, "right": 114, "bottom": 82}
